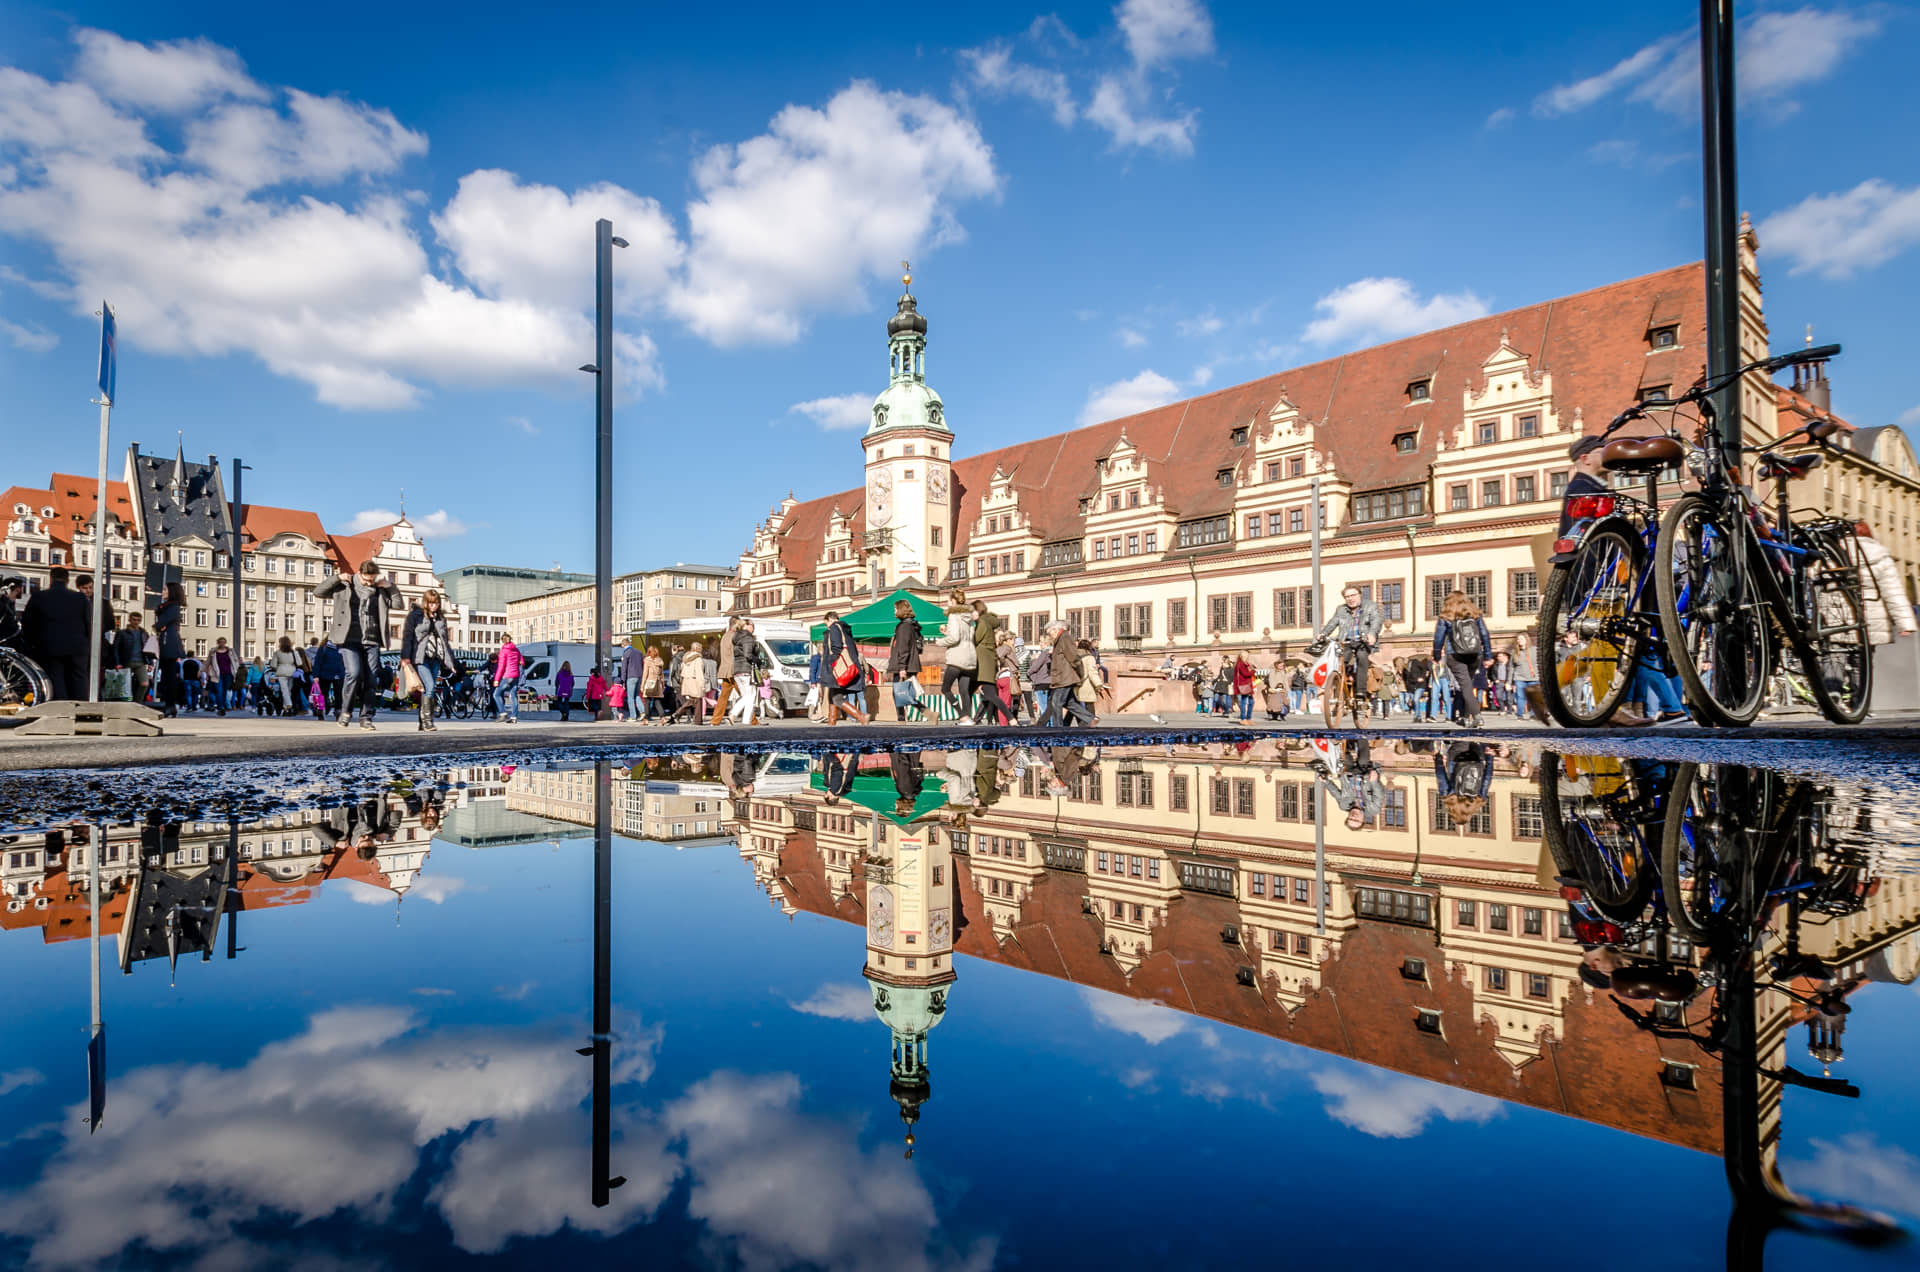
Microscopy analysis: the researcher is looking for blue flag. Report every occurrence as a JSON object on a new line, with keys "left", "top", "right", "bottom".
{"left": 96, "top": 304, "right": 116, "bottom": 405}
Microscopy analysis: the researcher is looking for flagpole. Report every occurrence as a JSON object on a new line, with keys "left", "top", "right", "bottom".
{"left": 86, "top": 304, "right": 115, "bottom": 705}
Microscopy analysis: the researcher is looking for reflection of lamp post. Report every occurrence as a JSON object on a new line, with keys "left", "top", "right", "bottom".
{"left": 581, "top": 760, "right": 627, "bottom": 1206}
{"left": 84, "top": 821, "right": 106, "bottom": 1132}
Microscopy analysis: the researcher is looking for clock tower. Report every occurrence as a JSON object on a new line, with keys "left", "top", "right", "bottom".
{"left": 863, "top": 265, "right": 953, "bottom": 589}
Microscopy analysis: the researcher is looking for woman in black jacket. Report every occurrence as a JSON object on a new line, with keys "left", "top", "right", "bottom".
{"left": 153, "top": 583, "right": 187, "bottom": 717}
{"left": 399, "top": 589, "right": 459, "bottom": 731}
{"left": 886, "top": 598, "right": 923, "bottom": 721}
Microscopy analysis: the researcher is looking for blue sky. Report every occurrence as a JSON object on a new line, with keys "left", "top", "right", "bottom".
{"left": 1, "top": 0, "right": 1914, "bottom": 573}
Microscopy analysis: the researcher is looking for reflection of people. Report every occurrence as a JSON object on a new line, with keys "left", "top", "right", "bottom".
{"left": 821, "top": 751, "right": 856, "bottom": 802}
{"left": 890, "top": 751, "right": 924, "bottom": 807}
{"left": 1325, "top": 739, "right": 1386, "bottom": 828}
{"left": 1434, "top": 740, "right": 1491, "bottom": 822}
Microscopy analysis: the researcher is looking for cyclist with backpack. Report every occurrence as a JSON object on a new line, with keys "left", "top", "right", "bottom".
{"left": 1431, "top": 590, "right": 1490, "bottom": 728}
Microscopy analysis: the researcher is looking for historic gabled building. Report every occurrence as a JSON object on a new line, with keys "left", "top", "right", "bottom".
{"left": 738, "top": 234, "right": 1788, "bottom": 659}
{"left": 1, "top": 473, "right": 146, "bottom": 605}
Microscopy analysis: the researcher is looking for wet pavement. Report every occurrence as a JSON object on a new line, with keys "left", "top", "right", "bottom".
{"left": 2, "top": 733, "right": 1919, "bottom": 1270}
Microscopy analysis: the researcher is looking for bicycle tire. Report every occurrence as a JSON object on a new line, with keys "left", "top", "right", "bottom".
{"left": 0, "top": 648, "right": 51, "bottom": 708}
{"left": 1536, "top": 524, "right": 1647, "bottom": 727}
{"left": 1799, "top": 539, "right": 1872, "bottom": 724}
{"left": 1654, "top": 495, "right": 1770, "bottom": 726}
{"left": 1321, "top": 670, "right": 1341, "bottom": 729}
{"left": 1660, "top": 762, "right": 1720, "bottom": 942}
{"left": 1539, "top": 755, "right": 1652, "bottom": 921}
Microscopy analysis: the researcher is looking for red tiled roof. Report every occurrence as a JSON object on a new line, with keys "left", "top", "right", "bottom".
{"left": 765, "top": 263, "right": 1708, "bottom": 582}
{"left": 327, "top": 526, "right": 393, "bottom": 572}
{"left": 241, "top": 503, "right": 328, "bottom": 549}
{"left": 4, "top": 475, "right": 137, "bottom": 551}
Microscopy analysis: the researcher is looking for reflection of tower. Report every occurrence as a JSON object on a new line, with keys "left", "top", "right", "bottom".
{"left": 861, "top": 814, "right": 955, "bottom": 1157}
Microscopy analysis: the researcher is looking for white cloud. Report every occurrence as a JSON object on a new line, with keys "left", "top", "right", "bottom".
{"left": 959, "top": 44, "right": 1076, "bottom": 126}
{"left": 790, "top": 393, "right": 873, "bottom": 432}
{"left": 1078, "top": 369, "right": 1183, "bottom": 426}
{"left": 1080, "top": 986, "right": 1190, "bottom": 1043}
{"left": 71, "top": 27, "right": 266, "bottom": 114}
{"left": 1310, "top": 1067, "right": 1504, "bottom": 1139}
{"left": 1897, "top": 404, "right": 1920, "bottom": 428}
{"left": 1760, "top": 180, "right": 1920, "bottom": 279}
{"left": 1176, "top": 309, "right": 1223, "bottom": 337}
{"left": 1189, "top": 363, "right": 1214, "bottom": 387}
{"left": 1301, "top": 277, "right": 1488, "bottom": 349}
{"left": 0, "top": 315, "right": 56, "bottom": 352}
{"left": 1587, "top": 139, "right": 1641, "bottom": 167}
{"left": 0, "top": 33, "right": 995, "bottom": 409}
{"left": 0, "top": 1069, "right": 44, "bottom": 1097}
{"left": 960, "top": 0, "right": 1214, "bottom": 156}
{"left": 1786, "top": 1133, "right": 1920, "bottom": 1221}
{"left": 1117, "top": 326, "right": 1148, "bottom": 348}
{"left": 344, "top": 507, "right": 469, "bottom": 538}
{"left": 669, "top": 82, "right": 999, "bottom": 345}
{"left": 1484, "top": 106, "right": 1516, "bottom": 129}
{"left": 1533, "top": 8, "right": 1879, "bottom": 120}
{"left": 506, "top": 414, "right": 538, "bottom": 436}
{"left": 787, "top": 983, "right": 875, "bottom": 1021}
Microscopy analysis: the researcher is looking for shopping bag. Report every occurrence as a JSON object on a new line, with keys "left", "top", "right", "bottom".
{"left": 397, "top": 661, "right": 424, "bottom": 699}
{"left": 102, "top": 667, "right": 131, "bottom": 701}
{"left": 892, "top": 679, "right": 920, "bottom": 708}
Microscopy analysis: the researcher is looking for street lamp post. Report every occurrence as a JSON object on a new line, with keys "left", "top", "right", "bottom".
{"left": 580, "top": 220, "right": 628, "bottom": 720}
{"left": 1699, "top": 0, "right": 1742, "bottom": 453}
{"left": 230, "top": 459, "right": 250, "bottom": 672}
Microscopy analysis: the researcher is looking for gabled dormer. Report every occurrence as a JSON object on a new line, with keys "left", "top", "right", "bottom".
{"left": 1451, "top": 330, "right": 1558, "bottom": 450}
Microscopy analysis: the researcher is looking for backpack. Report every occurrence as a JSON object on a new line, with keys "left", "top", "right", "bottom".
{"left": 1447, "top": 619, "right": 1483, "bottom": 660}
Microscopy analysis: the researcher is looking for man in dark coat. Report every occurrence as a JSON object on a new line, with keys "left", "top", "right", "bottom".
{"left": 22, "top": 567, "right": 93, "bottom": 699}
{"left": 313, "top": 561, "right": 402, "bottom": 729}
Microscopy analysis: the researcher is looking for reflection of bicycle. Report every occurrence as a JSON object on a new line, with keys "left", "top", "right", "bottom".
{"left": 0, "top": 645, "right": 50, "bottom": 709}
{"left": 1539, "top": 754, "right": 1671, "bottom": 922}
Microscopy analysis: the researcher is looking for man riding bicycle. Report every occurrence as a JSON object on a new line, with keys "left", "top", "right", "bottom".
{"left": 1315, "top": 585, "right": 1383, "bottom": 718}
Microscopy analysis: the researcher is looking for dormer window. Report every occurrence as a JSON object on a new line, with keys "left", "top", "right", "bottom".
{"left": 1649, "top": 325, "right": 1678, "bottom": 350}
{"left": 1639, "top": 384, "right": 1671, "bottom": 404}
{"left": 1393, "top": 432, "right": 1417, "bottom": 454}
{"left": 1078, "top": 497, "right": 1092, "bottom": 515}
{"left": 1230, "top": 426, "right": 1249, "bottom": 445}
{"left": 1216, "top": 468, "right": 1234, "bottom": 488}
{"left": 1408, "top": 380, "right": 1431, "bottom": 402}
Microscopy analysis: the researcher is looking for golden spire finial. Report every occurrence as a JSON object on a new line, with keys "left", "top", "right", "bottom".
{"left": 901, "top": 259, "right": 912, "bottom": 289}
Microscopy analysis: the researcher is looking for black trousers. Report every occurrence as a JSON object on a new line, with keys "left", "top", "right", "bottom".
{"left": 941, "top": 666, "right": 975, "bottom": 718}
{"left": 972, "top": 676, "right": 1014, "bottom": 723}
{"left": 42, "top": 653, "right": 87, "bottom": 701}
{"left": 339, "top": 644, "right": 383, "bottom": 722}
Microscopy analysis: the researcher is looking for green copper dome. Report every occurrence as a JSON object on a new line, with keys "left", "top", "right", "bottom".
{"left": 868, "top": 380, "right": 948, "bottom": 436}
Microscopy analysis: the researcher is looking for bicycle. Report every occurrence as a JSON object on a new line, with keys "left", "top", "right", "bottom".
{"left": 434, "top": 675, "right": 476, "bottom": 720}
{"left": 1646, "top": 345, "right": 1869, "bottom": 725}
{"left": 0, "top": 645, "right": 51, "bottom": 710}
{"left": 1535, "top": 425, "right": 1685, "bottom": 726}
{"left": 1308, "top": 635, "right": 1373, "bottom": 730}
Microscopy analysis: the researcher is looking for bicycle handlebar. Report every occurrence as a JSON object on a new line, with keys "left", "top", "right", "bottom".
{"left": 1599, "top": 342, "right": 1844, "bottom": 444}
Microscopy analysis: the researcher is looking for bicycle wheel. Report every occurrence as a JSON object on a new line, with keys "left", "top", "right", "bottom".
{"left": 1321, "top": 670, "right": 1342, "bottom": 729}
{"left": 1800, "top": 540, "right": 1872, "bottom": 724}
{"left": 1540, "top": 754, "right": 1652, "bottom": 920}
{"left": 0, "top": 648, "right": 50, "bottom": 708}
{"left": 1536, "top": 525, "right": 1647, "bottom": 727}
{"left": 1654, "top": 495, "right": 1770, "bottom": 726}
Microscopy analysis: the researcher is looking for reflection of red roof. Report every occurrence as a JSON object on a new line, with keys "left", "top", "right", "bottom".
{"left": 0, "top": 866, "right": 130, "bottom": 944}
{"left": 241, "top": 503, "right": 328, "bottom": 550}
{"left": 766, "top": 263, "right": 1707, "bottom": 582}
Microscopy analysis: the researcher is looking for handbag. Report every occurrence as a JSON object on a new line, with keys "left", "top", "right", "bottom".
{"left": 831, "top": 649, "right": 860, "bottom": 687}
{"left": 397, "top": 661, "right": 424, "bottom": 698}
{"left": 310, "top": 679, "right": 327, "bottom": 711}
{"left": 892, "top": 679, "right": 920, "bottom": 708}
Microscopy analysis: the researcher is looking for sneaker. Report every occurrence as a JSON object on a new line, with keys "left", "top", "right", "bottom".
{"left": 1652, "top": 710, "right": 1689, "bottom": 725}
{"left": 360, "top": 720, "right": 376, "bottom": 730}
{"left": 339, "top": 716, "right": 352, "bottom": 728}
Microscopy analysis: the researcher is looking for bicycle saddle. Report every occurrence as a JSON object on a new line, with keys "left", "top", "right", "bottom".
{"left": 1602, "top": 436, "right": 1684, "bottom": 473}
{"left": 1757, "top": 452, "right": 1823, "bottom": 480}
{"left": 1610, "top": 965, "right": 1698, "bottom": 1001}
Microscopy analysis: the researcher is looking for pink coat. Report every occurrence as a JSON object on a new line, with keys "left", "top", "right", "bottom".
{"left": 496, "top": 642, "right": 525, "bottom": 680}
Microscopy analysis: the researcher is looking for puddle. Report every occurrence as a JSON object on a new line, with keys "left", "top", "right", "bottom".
{"left": 2, "top": 736, "right": 1918, "bottom": 1269}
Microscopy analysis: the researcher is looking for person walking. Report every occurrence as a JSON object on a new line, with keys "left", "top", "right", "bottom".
{"left": 1042, "top": 620, "right": 1080, "bottom": 727}
{"left": 585, "top": 665, "right": 609, "bottom": 719}
{"left": 821, "top": 610, "right": 869, "bottom": 725}
{"left": 930, "top": 591, "right": 978, "bottom": 722}
{"left": 115, "top": 611, "right": 149, "bottom": 706}
{"left": 673, "top": 641, "right": 710, "bottom": 724}
{"left": 886, "top": 598, "right": 924, "bottom": 721}
{"left": 314, "top": 561, "right": 403, "bottom": 730}
{"left": 995, "top": 630, "right": 1020, "bottom": 726}
{"left": 1403, "top": 653, "right": 1432, "bottom": 720}
{"left": 313, "top": 637, "right": 344, "bottom": 718}
{"left": 1432, "top": 590, "right": 1490, "bottom": 728}
{"left": 621, "top": 641, "right": 647, "bottom": 725}
{"left": 399, "top": 589, "right": 458, "bottom": 731}
{"left": 969, "top": 600, "right": 1014, "bottom": 724}
{"left": 555, "top": 662, "right": 576, "bottom": 721}
{"left": 269, "top": 636, "right": 306, "bottom": 717}
{"left": 1289, "top": 665, "right": 1308, "bottom": 715}
{"left": 22, "top": 566, "right": 93, "bottom": 700}
{"left": 1264, "top": 655, "right": 1289, "bottom": 720}
{"left": 493, "top": 634, "right": 525, "bottom": 722}
{"left": 711, "top": 617, "right": 738, "bottom": 725}
{"left": 640, "top": 646, "right": 666, "bottom": 723}
{"left": 0, "top": 575, "right": 22, "bottom": 652}
{"left": 1509, "top": 633, "right": 1539, "bottom": 719}
{"left": 1025, "top": 633, "right": 1051, "bottom": 724}
{"left": 727, "top": 619, "right": 766, "bottom": 726}
{"left": 1068, "top": 638, "right": 1101, "bottom": 726}
{"left": 1231, "top": 651, "right": 1256, "bottom": 722}
{"left": 152, "top": 581, "right": 187, "bottom": 716}
{"left": 211, "top": 637, "right": 236, "bottom": 716}
{"left": 246, "top": 657, "right": 267, "bottom": 714}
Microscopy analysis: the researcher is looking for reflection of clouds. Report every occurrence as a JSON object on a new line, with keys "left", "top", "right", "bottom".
{"left": 1788, "top": 1133, "right": 1920, "bottom": 1220}
{"left": 667, "top": 1073, "right": 996, "bottom": 1272}
{"left": 0, "top": 1006, "right": 660, "bottom": 1269}
{"left": 340, "top": 875, "right": 467, "bottom": 906}
{"left": 1081, "top": 987, "right": 1212, "bottom": 1046}
{"left": 1310, "top": 1067, "right": 1503, "bottom": 1139}
{"left": 788, "top": 983, "right": 875, "bottom": 1022}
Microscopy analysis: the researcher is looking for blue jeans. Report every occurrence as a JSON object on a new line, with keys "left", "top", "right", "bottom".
{"left": 1510, "top": 679, "right": 1536, "bottom": 716}
{"left": 494, "top": 675, "right": 520, "bottom": 719}
{"left": 1238, "top": 693, "right": 1253, "bottom": 720}
{"left": 1430, "top": 678, "right": 1453, "bottom": 720}
{"left": 1630, "top": 659, "right": 1685, "bottom": 716}
{"left": 625, "top": 677, "right": 641, "bottom": 719}
{"left": 217, "top": 672, "right": 232, "bottom": 712}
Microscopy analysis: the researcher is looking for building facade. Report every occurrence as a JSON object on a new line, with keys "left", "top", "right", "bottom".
{"left": 621, "top": 563, "right": 736, "bottom": 633}
{"left": 737, "top": 233, "right": 1798, "bottom": 663}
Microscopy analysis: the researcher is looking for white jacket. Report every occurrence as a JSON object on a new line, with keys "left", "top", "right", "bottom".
{"left": 1859, "top": 535, "right": 1913, "bottom": 645}
{"left": 932, "top": 612, "right": 978, "bottom": 670}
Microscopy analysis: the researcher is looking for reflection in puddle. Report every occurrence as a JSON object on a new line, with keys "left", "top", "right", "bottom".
{"left": 2, "top": 739, "right": 1917, "bottom": 1269}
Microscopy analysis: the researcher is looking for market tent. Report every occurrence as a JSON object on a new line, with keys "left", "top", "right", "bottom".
{"left": 808, "top": 770, "right": 950, "bottom": 826}
{"left": 809, "top": 589, "right": 946, "bottom": 643}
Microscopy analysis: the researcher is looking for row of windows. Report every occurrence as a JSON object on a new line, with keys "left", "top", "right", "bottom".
{"left": 1094, "top": 850, "right": 1160, "bottom": 879}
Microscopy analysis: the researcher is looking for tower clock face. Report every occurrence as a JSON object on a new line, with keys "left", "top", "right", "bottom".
{"left": 869, "top": 884, "right": 896, "bottom": 948}
{"left": 868, "top": 469, "right": 894, "bottom": 527}
{"left": 927, "top": 467, "right": 948, "bottom": 505}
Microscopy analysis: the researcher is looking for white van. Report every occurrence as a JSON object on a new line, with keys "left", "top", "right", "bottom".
{"left": 513, "top": 641, "right": 598, "bottom": 707}
{"left": 642, "top": 617, "right": 813, "bottom": 715}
